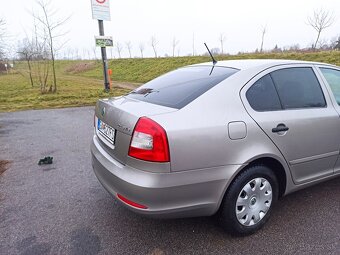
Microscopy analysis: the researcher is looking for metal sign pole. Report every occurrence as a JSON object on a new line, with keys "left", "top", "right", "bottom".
{"left": 98, "top": 20, "right": 110, "bottom": 91}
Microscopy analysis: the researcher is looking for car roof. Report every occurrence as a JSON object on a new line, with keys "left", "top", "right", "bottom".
{"left": 192, "top": 59, "right": 337, "bottom": 70}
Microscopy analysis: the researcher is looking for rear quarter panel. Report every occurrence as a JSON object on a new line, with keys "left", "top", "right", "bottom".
{"left": 150, "top": 68, "right": 294, "bottom": 193}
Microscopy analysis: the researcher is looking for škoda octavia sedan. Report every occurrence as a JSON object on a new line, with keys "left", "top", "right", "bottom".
{"left": 91, "top": 59, "right": 340, "bottom": 235}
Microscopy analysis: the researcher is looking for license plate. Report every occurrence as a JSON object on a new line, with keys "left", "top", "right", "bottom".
{"left": 97, "top": 119, "right": 116, "bottom": 144}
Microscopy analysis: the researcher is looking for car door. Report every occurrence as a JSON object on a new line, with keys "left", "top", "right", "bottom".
{"left": 241, "top": 65, "right": 340, "bottom": 184}
{"left": 317, "top": 66, "right": 340, "bottom": 174}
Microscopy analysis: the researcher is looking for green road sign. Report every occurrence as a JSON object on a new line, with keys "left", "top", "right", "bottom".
{"left": 95, "top": 36, "right": 113, "bottom": 47}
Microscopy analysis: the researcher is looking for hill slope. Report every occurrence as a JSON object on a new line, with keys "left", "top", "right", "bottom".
{"left": 76, "top": 51, "right": 340, "bottom": 83}
{"left": 1, "top": 51, "right": 339, "bottom": 112}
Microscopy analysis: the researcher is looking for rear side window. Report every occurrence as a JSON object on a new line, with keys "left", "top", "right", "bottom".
{"left": 246, "top": 74, "right": 282, "bottom": 111}
{"left": 125, "top": 66, "right": 238, "bottom": 109}
{"left": 320, "top": 68, "right": 340, "bottom": 105}
{"left": 271, "top": 67, "right": 326, "bottom": 109}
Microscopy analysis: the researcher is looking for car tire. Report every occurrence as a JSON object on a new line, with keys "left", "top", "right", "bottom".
{"left": 219, "top": 164, "right": 279, "bottom": 236}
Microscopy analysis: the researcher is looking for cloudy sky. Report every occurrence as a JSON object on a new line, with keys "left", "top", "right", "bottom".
{"left": 1, "top": 0, "right": 339, "bottom": 58}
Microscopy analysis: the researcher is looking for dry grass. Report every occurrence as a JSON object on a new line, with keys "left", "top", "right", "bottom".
{"left": 0, "top": 71, "right": 132, "bottom": 112}
{"left": 65, "top": 62, "right": 97, "bottom": 74}
{"left": 0, "top": 160, "right": 11, "bottom": 175}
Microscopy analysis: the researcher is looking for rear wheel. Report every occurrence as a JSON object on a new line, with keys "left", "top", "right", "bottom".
{"left": 219, "top": 165, "right": 278, "bottom": 235}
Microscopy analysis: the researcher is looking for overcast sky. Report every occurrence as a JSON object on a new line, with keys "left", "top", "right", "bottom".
{"left": 1, "top": 0, "right": 340, "bottom": 58}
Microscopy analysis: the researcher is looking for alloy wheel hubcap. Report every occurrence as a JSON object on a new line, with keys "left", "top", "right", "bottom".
{"left": 235, "top": 177, "right": 272, "bottom": 226}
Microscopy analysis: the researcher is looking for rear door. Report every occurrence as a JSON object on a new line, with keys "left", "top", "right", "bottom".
{"left": 241, "top": 65, "right": 340, "bottom": 184}
{"left": 317, "top": 66, "right": 340, "bottom": 174}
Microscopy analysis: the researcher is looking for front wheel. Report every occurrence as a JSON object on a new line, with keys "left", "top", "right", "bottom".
{"left": 219, "top": 165, "right": 279, "bottom": 235}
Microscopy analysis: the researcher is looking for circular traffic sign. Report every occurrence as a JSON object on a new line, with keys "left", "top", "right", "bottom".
{"left": 96, "top": 0, "right": 106, "bottom": 4}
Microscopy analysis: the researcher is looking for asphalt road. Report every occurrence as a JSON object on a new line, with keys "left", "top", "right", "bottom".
{"left": 0, "top": 107, "right": 339, "bottom": 255}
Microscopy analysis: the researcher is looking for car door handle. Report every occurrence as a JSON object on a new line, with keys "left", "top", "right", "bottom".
{"left": 272, "top": 124, "right": 289, "bottom": 133}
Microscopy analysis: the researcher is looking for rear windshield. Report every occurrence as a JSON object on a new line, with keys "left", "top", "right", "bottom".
{"left": 125, "top": 66, "right": 238, "bottom": 109}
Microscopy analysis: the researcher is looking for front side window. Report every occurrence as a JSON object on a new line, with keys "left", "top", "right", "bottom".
{"left": 320, "top": 68, "right": 340, "bottom": 105}
{"left": 270, "top": 67, "right": 326, "bottom": 109}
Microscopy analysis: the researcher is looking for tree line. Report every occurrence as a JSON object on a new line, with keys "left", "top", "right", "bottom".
{"left": 1, "top": 1, "right": 70, "bottom": 94}
{"left": 59, "top": 8, "right": 340, "bottom": 60}
{"left": 1, "top": 5, "right": 339, "bottom": 95}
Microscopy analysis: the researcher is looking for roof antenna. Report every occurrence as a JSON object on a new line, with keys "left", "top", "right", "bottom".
{"left": 204, "top": 43, "right": 217, "bottom": 65}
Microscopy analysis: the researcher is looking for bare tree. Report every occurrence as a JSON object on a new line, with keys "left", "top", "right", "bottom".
{"left": 69, "top": 48, "right": 75, "bottom": 60}
{"left": 210, "top": 48, "right": 220, "bottom": 55}
{"left": 329, "top": 36, "right": 337, "bottom": 49}
{"left": 139, "top": 43, "right": 145, "bottom": 58}
{"left": 125, "top": 41, "right": 132, "bottom": 58}
{"left": 92, "top": 47, "right": 97, "bottom": 60}
{"left": 192, "top": 33, "right": 195, "bottom": 56}
{"left": 288, "top": 44, "right": 301, "bottom": 52}
{"left": 115, "top": 42, "right": 123, "bottom": 58}
{"left": 307, "top": 9, "right": 335, "bottom": 49}
{"left": 16, "top": 16, "right": 51, "bottom": 93}
{"left": 74, "top": 48, "right": 79, "bottom": 60}
{"left": 65, "top": 48, "right": 70, "bottom": 59}
{"left": 17, "top": 39, "right": 36, "bottom": 87}
{"left": 260, "top": 26, "right": 267, "bottom": 53}
{"left": 33, "top": 0, "right": 70, "bottom": 92}
{"left": 334, "top": 36, "right": 340, "bottom": 50}
{"left": 109, "top": 47, "right": 114, "bottom": 59}
{"left": 172, "top": 37, "right": 179, "bottom": 57}
{"left": 318, "top": 38, "right": 330, "bottom": 50}
{"left": 219, "top": 34, "right": 226, "bottom": 54}
{"left": 0, "top": 18, "right": 5, "bottom": 38}
{"left": 35, "top": 42, "right": 51, "bottom": 93}
{"left": 0, "top": 18, "right": 6, "bottom": 60}
{"left": 82, "top": 48, "right": 88, "bottom": 60}
{"left": 271, "top": 44, "right": 282, "bottom": 53}
{"left": 33, "top": 19, "right": 51, "bottom": 93}
{"left": 150, "top": 36, "right": 158, "bottom": 58}
{"left": 87, "top": 48, "right": 91, "bottom": 60}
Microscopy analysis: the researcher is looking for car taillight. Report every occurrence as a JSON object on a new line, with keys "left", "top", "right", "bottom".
{"left": 128, "top": 117, "right": 170, "bottom": 162}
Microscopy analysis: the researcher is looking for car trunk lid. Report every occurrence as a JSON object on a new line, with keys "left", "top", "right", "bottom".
{"left": 94, "top": 96, "right": 176, "bottom": 165}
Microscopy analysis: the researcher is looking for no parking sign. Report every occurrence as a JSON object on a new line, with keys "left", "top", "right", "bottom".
{"left": 91, "top": 0, "right": 111, "bottom": 21}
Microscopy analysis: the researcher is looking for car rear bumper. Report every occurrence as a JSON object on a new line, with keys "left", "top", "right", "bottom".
{"left": 91, "top": 135, "right": 242, "bottom": 218}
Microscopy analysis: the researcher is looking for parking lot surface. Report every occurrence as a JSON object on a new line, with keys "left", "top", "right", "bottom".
{"left": 0, "top": 107, "right": 339, "bottom": 255}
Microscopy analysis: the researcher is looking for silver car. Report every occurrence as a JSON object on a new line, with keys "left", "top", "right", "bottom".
{"left": 91, "top": 59, "right": 340, "bottom": 235}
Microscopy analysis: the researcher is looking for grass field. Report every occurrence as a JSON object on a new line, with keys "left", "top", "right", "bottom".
{"left": 0, "top": 59, "right": 134, "bottom": 112}
{"left": 1, "top": 51, "right": 339, "bottom": 112}
{"left": 84, "top": 51, "right": 340, "bottom": 83}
